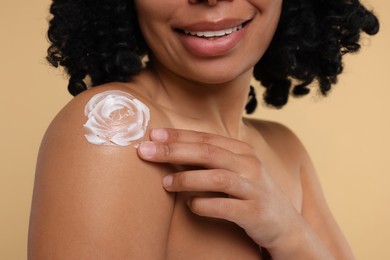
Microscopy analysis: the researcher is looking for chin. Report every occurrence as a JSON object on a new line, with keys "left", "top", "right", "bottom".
{"left": 183, "top": 57, "right": 257, "bottom": 85}
{"left": 187, "top": 66, "right": 252, "bottom": 85}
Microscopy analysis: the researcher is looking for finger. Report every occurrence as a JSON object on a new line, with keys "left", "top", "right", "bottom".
{"left": 188, "top": 197, "right": 250, "bottom": 226}
{"left": 162, "top": 169, "right": 254, "bottom": 199}
{"left": 138, "top": 141, "right": 247, "bottom": 172}
{"left": 149, "top": 128, "right": 254, "bottom": 156}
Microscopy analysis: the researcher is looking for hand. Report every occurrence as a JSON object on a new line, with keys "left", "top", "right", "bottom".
{"left": 137, "top": 128, "right": 301, "bottom": 249}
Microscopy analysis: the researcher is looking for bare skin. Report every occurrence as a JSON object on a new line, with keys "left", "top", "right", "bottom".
{"left": 29, "top": 0, "right": 355, "bottom": 259}
{"left": 29, "top": 72, "right": 354, "bottom": 259}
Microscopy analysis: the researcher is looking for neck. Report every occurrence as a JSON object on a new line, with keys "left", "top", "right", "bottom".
{"left": 145, "top": 60, "right": 253, "bottom": 139}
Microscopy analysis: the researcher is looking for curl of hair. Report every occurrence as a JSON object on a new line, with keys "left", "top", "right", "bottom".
{"left": 254, "top": 0, "right": 379, "bottom": 107}
{"left": 47, "top": 0, "right": 148, "bottom": 96}
{"left": 47, "top": 0, "right": 379, "bottom": 110}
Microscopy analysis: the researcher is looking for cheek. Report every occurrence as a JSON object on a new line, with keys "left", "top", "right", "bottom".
{"left": 134, "top": 0, "right": 169, "bottom": 16}
{"left": 248, "top": 0, "right": 283, "bottom": 12}
{"left": 134, "top": 0, "right": 162, "bottom": 35}
{"left": 134, "top": 1, "right": 177, "bottom": 54}
{"left": 249, "top": 0, "right": 282, "bottom": 51}
{"left": 134, "top": 0, "right": 176, "bottom": 32}
{"left": 250, "top": 0, "right": 282, "bottom": 31}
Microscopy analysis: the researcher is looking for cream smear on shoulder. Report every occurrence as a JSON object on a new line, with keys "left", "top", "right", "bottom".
{"left": 83, "top": 90, "right": 150, "bottom": 147}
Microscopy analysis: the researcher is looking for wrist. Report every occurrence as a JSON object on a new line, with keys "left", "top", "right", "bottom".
{"left": 264, "top": 213, "right": 334, "bottom": 260}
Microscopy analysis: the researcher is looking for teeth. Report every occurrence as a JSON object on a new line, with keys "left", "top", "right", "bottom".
{"left": 184, "top": 24, "right": 243, "bottom": 38}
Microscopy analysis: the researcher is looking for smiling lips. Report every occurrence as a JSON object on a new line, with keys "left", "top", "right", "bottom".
{"left": 177, "top": 19, "right": 250, "bottom": 57}
{"left": 184, "top": 24, "right": 244, "bottom": 39}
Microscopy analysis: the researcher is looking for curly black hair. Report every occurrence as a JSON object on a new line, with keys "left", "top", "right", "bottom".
{"left": 47, "top": 0, "right": 379, "bottom": 113}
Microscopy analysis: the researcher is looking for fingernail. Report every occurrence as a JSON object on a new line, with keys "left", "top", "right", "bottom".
{"left": 162, "top": 175, "right": 173, "bottom": 187}
{"left": 138, "top": 142, "right": 156, "bottom": 158}
{"left": 151, "top": 129, "right": 168, "bottom": 142}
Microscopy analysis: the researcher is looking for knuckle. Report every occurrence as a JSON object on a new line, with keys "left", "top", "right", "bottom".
{"left": 237, "top": 177, "right": 251, "bottom": 192}
{"left": 211, "top": 172, "right": 232, "bottom": 190}
{"left": 200, "top": 143, "right": 217, "bottom": 161}
{"left": 169, "top": 129, "right": 180, "bottom": 142}
{"left": 248, "top": 155, "right": 264, "bottom": 170}
{"left": 243, "top": 155, "right": 266, "bottom": 179}
{"left": 161, "top": 143, "right": 175, "bottom": 158}
{"left": 216, "top": 200, "right": 233, "bottom": 219}
{"left": 200, "top": 134, "right": 213, "bottom": 144}
{"left": 251, "top": 200, "right": 265, "bottom": 214}
{"left": 177, "top": 173, "right": 189, "bottom": 188}
{"left": 241, "top": 142, "right": 255, "bottom": 154}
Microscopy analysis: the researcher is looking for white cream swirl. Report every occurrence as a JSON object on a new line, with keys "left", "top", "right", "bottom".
{"left": 83, "top": 90, "right": 150, "bottom": 147}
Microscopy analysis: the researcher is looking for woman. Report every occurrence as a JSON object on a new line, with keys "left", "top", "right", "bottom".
{"left": 28, "top": 0, "right": 379, "bottom": 259}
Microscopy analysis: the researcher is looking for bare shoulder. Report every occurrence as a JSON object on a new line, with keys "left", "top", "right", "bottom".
{"left": 29, "top": 83, "right": 174, "bottom": 259}
{"left": 245, "top": 118, "right": 308, "bottom": 163}
{"left": 39, "top": 81, "right": 170, "bottom": 156}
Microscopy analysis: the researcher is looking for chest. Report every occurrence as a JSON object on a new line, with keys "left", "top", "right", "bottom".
{"left": 166, "top": 193, "right": 263, "bottom": 259}
{"left": 162, "top": 119, "right": 302, "bottom": 258}
{"left": 164, "top": 150, "right": 302, "bottom": 259}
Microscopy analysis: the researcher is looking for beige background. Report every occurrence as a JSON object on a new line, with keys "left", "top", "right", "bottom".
{"left": 0, "top": 0, "right": 388, "bottom": 259}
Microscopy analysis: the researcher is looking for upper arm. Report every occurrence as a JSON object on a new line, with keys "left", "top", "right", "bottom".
{"left": 28, "top": 88, "right": 174, "bottom": 259}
